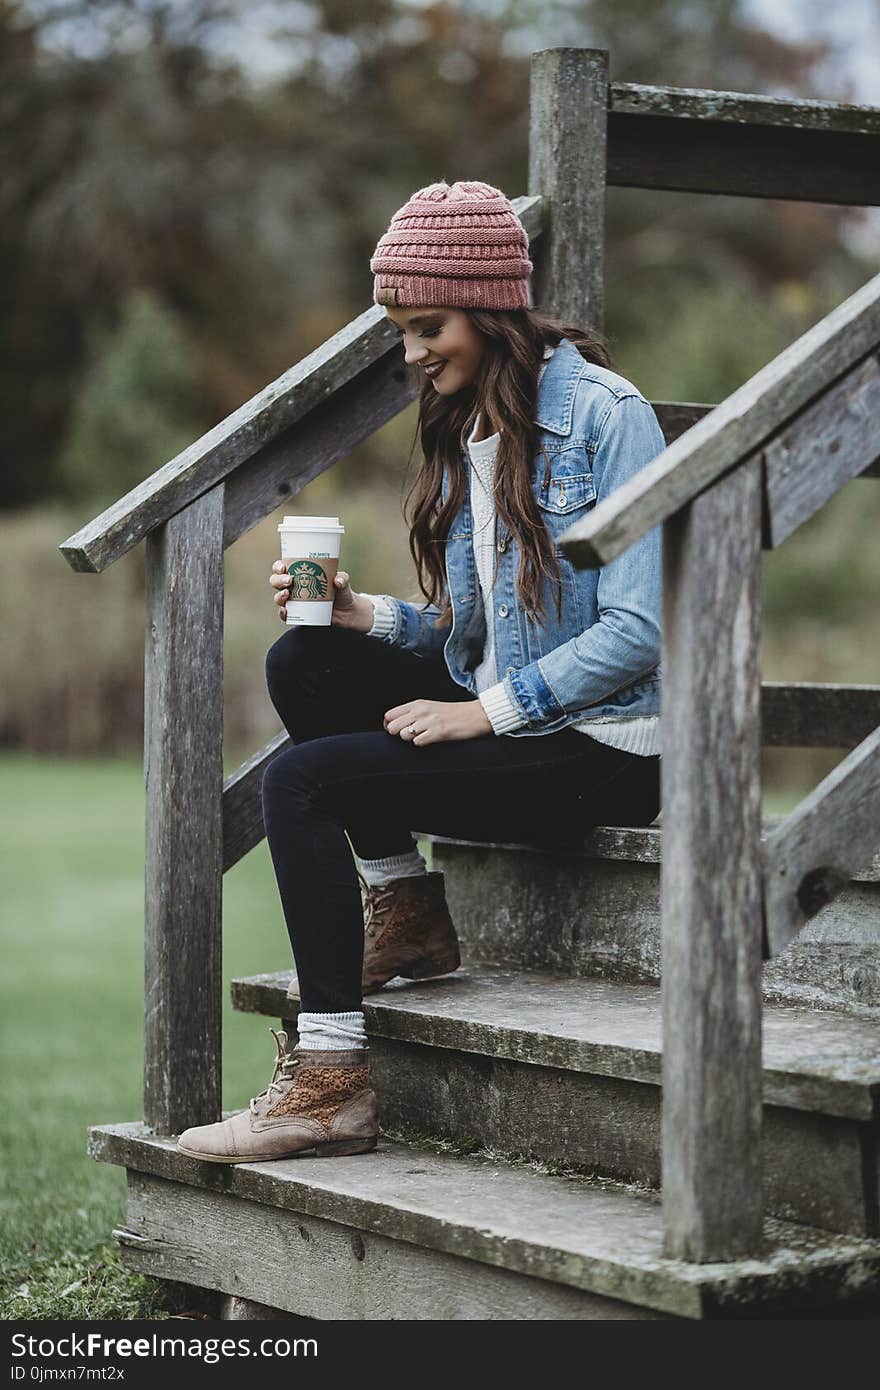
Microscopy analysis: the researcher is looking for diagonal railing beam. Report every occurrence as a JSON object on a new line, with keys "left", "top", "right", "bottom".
{"left": 223, "top": 731, "right": 289, "bottom": 873}
{"left": 764, "top": 725, "right": 880, "bottom": 957}
{"left": 762, "top": 352, "right": 880, "bottom": 547}
{"left": 558, "top": 270, "right": 880, "bottom": 569}
{"left": 58, "top": 197, "right": 545, "bottom": 576}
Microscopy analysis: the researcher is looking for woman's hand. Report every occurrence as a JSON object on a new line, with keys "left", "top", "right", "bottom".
{"left": 383, "top": 698, "right": 493, "bottom": 745}
{"left": 270, "top": 562, "right": 374, "bottom": 632}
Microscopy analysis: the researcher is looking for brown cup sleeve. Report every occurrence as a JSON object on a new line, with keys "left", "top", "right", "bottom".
{"left": 282, "top": 555, "right": 339, "bottom": 602}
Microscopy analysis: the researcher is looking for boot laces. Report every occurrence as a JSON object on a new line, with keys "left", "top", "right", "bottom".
{"left": 358, "top": 866, "right": 397, "bottom": 940}
{"left": 249, "top": 1027, "right": 300, "bottom": 1115}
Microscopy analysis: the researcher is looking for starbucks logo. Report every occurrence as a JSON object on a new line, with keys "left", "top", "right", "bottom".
{"left": 287, "top": 559, "right": 329, "bottom": 600}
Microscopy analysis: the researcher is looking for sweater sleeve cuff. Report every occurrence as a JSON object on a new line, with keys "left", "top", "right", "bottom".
{"left": 360, "top": 592, "right": 396, "bottom": 639}
{"left": 478, "top": 681, "right": 529, "bottom": 735}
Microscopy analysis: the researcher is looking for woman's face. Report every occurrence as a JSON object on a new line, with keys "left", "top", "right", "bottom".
{"left": 384, "top": 306, "right": 486, "bottom": 394}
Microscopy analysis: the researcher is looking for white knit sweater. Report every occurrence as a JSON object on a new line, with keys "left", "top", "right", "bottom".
{"left": 364, "top": 348, "right": 660, "bottom": 755}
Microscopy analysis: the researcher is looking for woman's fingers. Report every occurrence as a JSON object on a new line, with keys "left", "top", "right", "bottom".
{"left": 270, "top": 561, "right": 291, "bottom": 607}
{"left": 271, "top": 563, "right": 352, "bottom": 621}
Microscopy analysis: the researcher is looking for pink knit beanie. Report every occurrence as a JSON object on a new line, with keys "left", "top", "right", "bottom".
{"left": 370, "top": 179, "right": 533, "bottom": 311}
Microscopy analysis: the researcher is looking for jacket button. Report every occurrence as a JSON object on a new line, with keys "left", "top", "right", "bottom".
{"left": 497, "top": 538, "right": 507, "bottom": 552}
{"left": 558, "top": 492, "right": 567, "bottom": 507}
{"left": 498, "top": 604, "right": 509, "bottom": 618}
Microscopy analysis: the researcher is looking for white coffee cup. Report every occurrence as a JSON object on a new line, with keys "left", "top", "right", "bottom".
{"left": 277, "top": 515, "right": 345, "bottom": 627}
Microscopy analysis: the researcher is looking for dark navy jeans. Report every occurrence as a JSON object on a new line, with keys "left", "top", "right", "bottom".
{"left": 261, "top": 625, "right": 661, "bottom": 1012}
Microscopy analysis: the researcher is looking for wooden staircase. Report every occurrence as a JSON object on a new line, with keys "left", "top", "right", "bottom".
{"left": 67, "top": 49, "right": 880, "bottom": 1318}
{"left": 96, "top": 821, "right": 877, "bottom": 1320}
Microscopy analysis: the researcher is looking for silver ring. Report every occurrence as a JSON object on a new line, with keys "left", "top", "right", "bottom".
{"left": 406, "top": 723, "right": 417, "bottom": 736}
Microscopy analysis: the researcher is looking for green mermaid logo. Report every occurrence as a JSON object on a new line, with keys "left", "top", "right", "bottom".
{"left": 287, "top": 559, "right": 329, "bottom": 600}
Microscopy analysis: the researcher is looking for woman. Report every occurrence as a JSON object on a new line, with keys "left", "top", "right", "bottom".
{"left": 177, "top": 179, "right": 665, "bottom": 1165}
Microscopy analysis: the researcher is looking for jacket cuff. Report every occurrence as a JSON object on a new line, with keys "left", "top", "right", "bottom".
{"left": 505, "top": 660, "right": 567, "bottom": 728}
{"left": 360, "top": 592, "right": 396, "bottom": 640}
{"left": 478, "top": 682, "right": 529, "bottom": 735}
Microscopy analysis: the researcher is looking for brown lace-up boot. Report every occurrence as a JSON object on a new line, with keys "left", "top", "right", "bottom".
{"left": 176, "top": 1029, "right": 378, "bottom": 1163}
{"left": 360, "top": 869, "right": 461, "bottom": 994}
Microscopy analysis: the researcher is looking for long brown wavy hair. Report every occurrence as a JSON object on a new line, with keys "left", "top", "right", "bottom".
{"left": 401, "top": 307, "right": 612, "bottom": 631}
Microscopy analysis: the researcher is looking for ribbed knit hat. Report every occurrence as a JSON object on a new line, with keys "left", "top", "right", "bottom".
{"left": 370, "top": 179, "right": 533, "bottom": 311}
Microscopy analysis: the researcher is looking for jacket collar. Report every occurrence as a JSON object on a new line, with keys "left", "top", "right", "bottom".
{"left": 533, "top": 336, "right": 587, "bottom": 437}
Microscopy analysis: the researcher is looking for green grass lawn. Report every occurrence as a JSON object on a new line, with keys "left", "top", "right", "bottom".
{"left": 0, "top": 751, "right": 310, "bottom": 1319}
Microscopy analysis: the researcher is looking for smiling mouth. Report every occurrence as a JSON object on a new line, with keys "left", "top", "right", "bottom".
{"left": 424, "top": 361, "right": 447, "bottom": 380}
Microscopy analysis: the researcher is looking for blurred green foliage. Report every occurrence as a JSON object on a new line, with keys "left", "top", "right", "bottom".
{"left": 57, "top": 288, "right": 201, "bottom": 509}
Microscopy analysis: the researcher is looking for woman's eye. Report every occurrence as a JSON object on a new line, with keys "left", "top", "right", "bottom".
{"left": 394, "top": 326, "right": 441, "bottom": 339}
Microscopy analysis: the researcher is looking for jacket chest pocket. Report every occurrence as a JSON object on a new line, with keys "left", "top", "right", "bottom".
{"left": 533, "top": 471, "right": 596, "bottom": 515}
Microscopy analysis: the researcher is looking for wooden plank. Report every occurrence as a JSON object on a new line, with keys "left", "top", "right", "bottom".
{"left": 223, "top": 352, "right": 417, "bottom": 547}
{"left": 764, "top": 727, "right": 880, "bottom": 958}
{"left": 144, "top": 485, "right": 225, "bottom": 1134}
{"left": 608, "top": 83, "right": 880, "bottom": 205}
{"left": 230, "top": 962, "right": 880, "bottom": 1124}
{"left": 90, "top": 1123, "right": 880, "bottom": 1319}
{"left": 640, "top": 402, "right": 878, "bottom": 480}
{"left": 652, "top": 401, "right": 713, "bottom": 444}
{"left": 59, "top": 307, "right": 390, "bottom": 573}
{"left": 120, "top": 1172, "right": 660, "bottom": 1321}
{"left": 610, "top": 83, "right": 880, "bottom": 138}
{"left": 427, "top": 826, "right": 879, "bottom": 881}
{"left": 529, "top": 48, "right": 608, "bottom": 329}
{"left": 763, "top": 353, "right": 880, "bottom": 547}
{"left": 559, "top": 275, "right": 880, "bottom": 569}
{"left": 660, "top": 458, "right": 765, "bottom": 1261}
{"left": 223, "top": 730, "right": 288, "bottom": 871}
{"left": 761, "top": 683, "right": 880, "bottom": 750}
{"left": 57, "top": 194, "right": 545, "bottom": 576}
{"left": 219, "top": 1295, "right": 308, "bottom": 1321}
{"left": 607, "top": 113, "right": 880, "bottom": 206}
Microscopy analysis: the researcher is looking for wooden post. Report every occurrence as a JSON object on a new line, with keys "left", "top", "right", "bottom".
{"left": 529, "top": 47, "right": 608, "bottom": 330}
{"left": 660, "top": 458, "right": 764, "bottom": 1261}
{"left": 144, "top": 484, "right": 225, "bottom": 1134}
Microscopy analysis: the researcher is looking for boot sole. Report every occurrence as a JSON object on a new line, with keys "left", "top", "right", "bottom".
{"left": 400, "top": 951, "right": 461, "bottom": 980}
{"left": 176, "top": 1137, "right": 378, "bottom": 1163}
{"left": 362, "top": 954, "right": 460, "bottom": 993}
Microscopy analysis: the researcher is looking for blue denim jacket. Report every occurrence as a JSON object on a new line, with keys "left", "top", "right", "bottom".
{"left": 372, "top": 337, "right": 666, "bottom": 737}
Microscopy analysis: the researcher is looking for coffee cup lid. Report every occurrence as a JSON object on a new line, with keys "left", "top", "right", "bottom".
{"left": 278, "top": 515, "right": 344, "bottom": 532}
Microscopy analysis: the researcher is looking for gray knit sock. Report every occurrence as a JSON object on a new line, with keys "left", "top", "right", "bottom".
{"left": 296, "top": 1011, "right": 366, "bottom": 1051}
{"left": 358, "top": 845, "right": 427, "bottom": 887}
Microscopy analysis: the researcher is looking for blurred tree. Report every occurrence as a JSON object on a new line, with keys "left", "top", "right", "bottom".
{"left": 1, "top": 0, "right": 876, "bottom": 508}
{"left": 56, "top": 286, "right": 200, "bottom": 507}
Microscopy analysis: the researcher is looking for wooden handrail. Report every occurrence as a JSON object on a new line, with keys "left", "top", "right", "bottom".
{"left": 58, "top": 196, "right": 544, "bottom": 575}
{"left": 607, "top": 82, "right": 880, "bottom": 205}
{"left": 610, "top": 82, "right": 880, "bottom": 137}
{"left": 558, "top": 270, "right": 880, "bottom": 569}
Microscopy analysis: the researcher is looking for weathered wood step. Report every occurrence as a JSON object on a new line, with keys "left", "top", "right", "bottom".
{"left": 232, "top": 965, "right": 880, "bottom": 1236}
{"left": 233, "top": 965, "right": 879, "bottom": 1121}
{"left": 424, "top": 823, "right": 880, "bottom": 879}
{"left": 90, "top": 1122, "right": 880, "bottom": 1320}
{"left": 421, "top": 829, "right": 880, "bottom": 1015}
